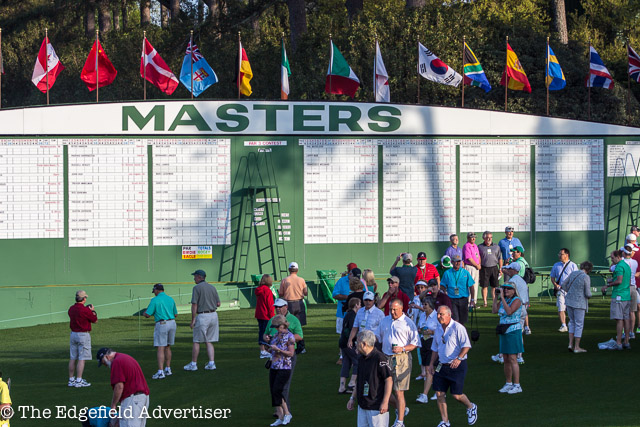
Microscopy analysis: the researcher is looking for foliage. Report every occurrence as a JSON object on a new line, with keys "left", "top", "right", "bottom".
{"left": 0, "top": 0, "right": 639, "bottom": 125}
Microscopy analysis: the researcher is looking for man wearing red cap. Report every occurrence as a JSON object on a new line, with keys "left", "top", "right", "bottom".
{"left": 415, "top": 252, "right": 440, "bottom": 290}
{"left": 68, "top": 290, "right": 98, "bottom": 388}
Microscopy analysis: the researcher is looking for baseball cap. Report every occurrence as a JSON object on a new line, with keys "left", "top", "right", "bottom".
{"left": 363, "top": 291, "right": 375, "bottom": 301}
{"left": 451, "top": 255, "right": 462, "bottom": 262}
{"left": 75, "top": 290, "right": 88, "bottom": 299}
{"left": 289, "top": 262, "right": 299, "bottom": 269}
{"left": 191, "top": 269, "right": 206, "bottom": 277}
{"left": 626, "top": 233, "right": 637, "bottom": 242}
{"left": 96, "top": 347, "right": 112, "bottom": 367}
{"left": 440, "top": 255, "right": 452, "bottom": 269}
{"left": 152, "top": 283, "right": 164, "bottom": 292}
{"left": 351, "top": 267, "right": 362, "bottom": 278}
{"left": 427, "top": 278, "right": 439, "bottom": 288}
{"left": 417, "top": 252, "right": 427, "bottom": 260}
{"left": 402, "top": 253, "right": 413, "bottom": 262}
{"left": 505, "top": 226, "right": 514, "bottom": 232}
{"left": 510, "top": 245, "right": 525, "bottom": 253}
{"left": 632, "top": 225, "right": 639, "bottom": 232}
{"left": 501, "top": 282, "right": 516, "bottom": 289}
{"left": 467, "top": 232, "right": 476, "bottom": 238}
{"left": 387, "top": 276, "right": 400, "bottom": 283}
{"left": 504, "top": 262, "right": 521, "bottom": 271}
{"left": 415, "top": 280, "right": 428, "bottom": 288}
{"left": 347, "top": 262, "right": 358, "bottom": 271}
{"left": 274, "top": 298, "right": 288, "bottom": 307}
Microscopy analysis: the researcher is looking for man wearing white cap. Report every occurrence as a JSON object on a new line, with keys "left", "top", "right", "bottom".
{"left": 348, "top": 291, "right": 385, "bottom": 348}
{"left": 279, "top": 262, "right": 308, "bottom": 326}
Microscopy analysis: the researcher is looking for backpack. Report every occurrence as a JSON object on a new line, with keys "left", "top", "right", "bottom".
{"left": 523, "top": 267, "right": 536, "bottom": 284}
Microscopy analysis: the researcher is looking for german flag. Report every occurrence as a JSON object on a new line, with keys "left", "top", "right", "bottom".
{"left": 235, "top": 41, "right": 253, "bottom": 97}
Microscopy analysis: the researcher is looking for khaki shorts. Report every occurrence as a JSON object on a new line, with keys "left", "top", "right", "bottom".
{"left": 193, "top": 312, "right": 219, "bottom": 343}
{"left": 631, "top": 287, "right": 638, "bottom": 312}
{"left": 610, "top": 300, "right": 631, "bottom": 320}
{"left": 389, "top": 352, "right": 412, "bottom": 392}
{"left": 154, "top": 319, "right": 176, "bottom": 347}
{"left": 70, "top": 331, "right": 92, "bottom": 360}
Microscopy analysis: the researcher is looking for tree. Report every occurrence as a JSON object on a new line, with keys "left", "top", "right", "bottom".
{"left": 406, "top": 0, "right": 425, "bottom": 8}
{"left": 85, "top": 0, "right": 96, "bottom": 38}
{"left": 552, "top": 0, "right": 568, "bottom": 44}
{"left": 287, "top": 0, "right": 307, "bottom": 53}
{"left": 98, "top": 0, "right": 112, "bottom": 33}
{"left": 345, "top": 0, "right": 363, "bottom": 23}
{"left": 170, "top": 0, "right": 180, "bottom": 21}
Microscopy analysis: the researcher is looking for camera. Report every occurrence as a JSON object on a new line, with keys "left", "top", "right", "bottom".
{"left": 495, "top": 288, "right": 501, "bottom": 298}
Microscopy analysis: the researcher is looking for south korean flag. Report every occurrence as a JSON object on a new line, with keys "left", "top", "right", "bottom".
{"left": 418, "top": 42, "right": 462, "bottom": 87}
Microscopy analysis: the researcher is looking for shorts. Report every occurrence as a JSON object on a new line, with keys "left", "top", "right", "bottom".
{"left": 336, "top": 317, "right": 344, "bottom": 334}
{"left": 357, "top": 406, "right": 389, "bottom": 427}
{"left": 610, "top": 300, "right": 631, "bottom": 320}
{"left": 557, "top": 290, "right": 566, "bottom": 312}
{"left": 193, "top": 312, "right": 219, "bottom": 342}
{"left": 631, "top": 287, "right": 638, "bottom": 312}
{"left": 479, "top": 265, "right": 500, "bottom": 288}
{"left": 389, "top": 352, "right": 412, "bottom": 392}
{"left": 70, "top": 332, "right": 92, "bottom": 360}
{"left": 432, "top": 359, "right": 467, "bottom": 395}
{"left": 153, "top": 319, "right": 176, "bottom": 347}
{"left": 419, "top": 337, "right": 434, "bottom": 367}
{"left": 499, "top": 330, "right": 524, "bottom": 355}
{"left": 287, "top": 300, "right": 307, "bottom": 326}
{"left": 119, "top": 393, "right": 149, "bottom": 427}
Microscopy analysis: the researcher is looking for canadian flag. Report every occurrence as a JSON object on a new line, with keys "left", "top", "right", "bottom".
{"left": 31, "top": 36, "right": 65, "bottom": 93}
{"left": 140, "top": 38, "right": 178, "bottom": 95}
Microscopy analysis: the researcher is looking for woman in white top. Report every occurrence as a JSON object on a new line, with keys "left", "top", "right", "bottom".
{"left": 415, "top": 293, "right": 439, "bottom": 404}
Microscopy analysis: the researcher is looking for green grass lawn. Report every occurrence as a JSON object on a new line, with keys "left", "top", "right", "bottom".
{"left": 0, "top": 300, "right": 638, "bottom": 426}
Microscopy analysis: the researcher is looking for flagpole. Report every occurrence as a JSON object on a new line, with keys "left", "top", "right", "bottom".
{"left": 237, "top": 32, "right": 241, "bottom": 100}
{"left": 504, "top": 35, "right": 508, "bottom": 112}
{"left": 417, "top": 41, "right": 420, "bottom": 104}
{"left": 462, "top": 35, "right": 465, "bottom": 108}
{"left": 329, "top": 34, "right": 333, "bottom": 98}
{"left": 190, "top": 30, "right": 194, "bottom": 99}
{"left": 143, "top": 31, "right": 147, "bottom": 101}
{"left": 588, "top": 39, "right": 591, "bottom": 121}
{"left": 627, "top": 41, "right": 631, "bottom": 125}
{"left": 373, "top": 35, "right": 377, "bottom": 103}
{"left": 45, "top": 28, "right": 49, "bottom": 105}
{"left": 0, "top": 28, "right": 3, "bottom": 110}
{"left": 546, "top": 37, "right": 549, "bottom": 116}
{"left": 96, "top": 30, "right": 99, "bottom": 103}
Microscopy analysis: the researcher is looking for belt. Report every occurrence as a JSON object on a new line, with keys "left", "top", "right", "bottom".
{"left": 198, "top": 310, "right": 214, "bottom": 314}
{"left": 156, "top": 319, "right": 175, "bottom": 324}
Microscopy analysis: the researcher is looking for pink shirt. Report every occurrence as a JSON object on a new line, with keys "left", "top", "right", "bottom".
{"left": 462, "top": 242, "right": 480, "bottom": 266}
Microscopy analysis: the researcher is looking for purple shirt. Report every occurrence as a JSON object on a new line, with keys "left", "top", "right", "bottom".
{"left": 445, "top": 246, "right": 462, "bottom": 260}
{"left": 462, "top": 242, "right": 480, "bottom": 266}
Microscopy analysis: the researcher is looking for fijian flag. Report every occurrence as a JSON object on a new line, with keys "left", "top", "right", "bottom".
{"left": 179, "top": 40, "right": 218, "bottom": 97}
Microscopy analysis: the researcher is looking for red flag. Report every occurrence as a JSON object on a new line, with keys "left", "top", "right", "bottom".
{"left": 31, "top": 36, "right": 65, "bottom": 93}
{"left": 80, "top": 40, "right": 117, "bottom": 91}
{"left": 140, "top": 38, "right": 178, "bottom": 95}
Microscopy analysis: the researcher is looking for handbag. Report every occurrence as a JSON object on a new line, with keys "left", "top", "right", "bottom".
{"left": 469, "top": 307, "right": 480, "bottom": 342}
{"left": 495, "top": 323, "right": 517, "bottom": 335}
{"left": 264, "top": 359, "right": 272, "bottom": 369}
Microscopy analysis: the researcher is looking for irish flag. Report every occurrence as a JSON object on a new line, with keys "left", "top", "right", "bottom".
{"left": 281, "top": 38, "right": 291, "bottom": 100}
{"left": 325, "top": 40, "right": 360, "bottom": 98}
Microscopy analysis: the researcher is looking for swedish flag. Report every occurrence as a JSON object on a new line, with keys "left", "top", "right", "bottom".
{"left": 546, "top": 45, "right": 566, "bottom": 91}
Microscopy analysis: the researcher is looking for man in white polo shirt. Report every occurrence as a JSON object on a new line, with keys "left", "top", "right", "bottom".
{"left": 428, "top": 306, "right": 477, "bottom": 427}
{"left": 375, "top": 299, "right": 420, "bottom": 427}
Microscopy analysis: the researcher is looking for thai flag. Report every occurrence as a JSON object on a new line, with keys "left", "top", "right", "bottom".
{"left": 586, "top": 46, "right": 614, "bottom": 89}
{"left": 628, "top": 45, "right": 640, "bottom": 83}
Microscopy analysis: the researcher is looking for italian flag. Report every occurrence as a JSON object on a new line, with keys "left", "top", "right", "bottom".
{"left": 281, "top": 39, "right": 291, "bottom": 100}
{"left": 325, "top": 40, "right": 360, "bottom": 98}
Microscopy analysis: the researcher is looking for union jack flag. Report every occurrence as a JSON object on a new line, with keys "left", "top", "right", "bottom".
{"left": 629, "top": 45, "right": 640, "bottom": 82}
{"left": 186, "top": 41, "right": 204, "bottom": 63}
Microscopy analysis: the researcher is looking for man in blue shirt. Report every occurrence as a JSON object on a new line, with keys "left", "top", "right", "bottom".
{"left": 498, "top": 226, "right": 523, "bottom": 264}
{"left": 550, "top": 248, "right": 578, "bottom": 333}
{"left": 333, "top": 263, "right": 359, "bottom": 365}
{"left": 440, "top": 255, "right": 475, "bottom": 325}
{"left": 144, "top": 283, "right": 178, "bottom": 379}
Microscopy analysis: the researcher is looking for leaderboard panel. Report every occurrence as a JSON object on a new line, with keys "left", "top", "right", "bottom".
{"left": 0, "top": 139, "right": 63, "bottom": 239}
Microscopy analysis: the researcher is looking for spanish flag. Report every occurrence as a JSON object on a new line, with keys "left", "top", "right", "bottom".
{"left": 235, "top": 41, "right": 253, "bottom": 97}
{"left": 500, "top": 43, "right": 531, "bottom": 93}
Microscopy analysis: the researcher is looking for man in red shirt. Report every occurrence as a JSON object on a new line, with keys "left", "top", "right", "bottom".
{"left": 415, "top": 251, "right": 440, "bottom": 290}
{"left": 97, "top": 348, "right": 150, "bottom": 427}
{"left": 68, "top": 290, "right": 97, "bottom": 388}
{"left": 377, "top": 276, "right": 410, "bottom": 316}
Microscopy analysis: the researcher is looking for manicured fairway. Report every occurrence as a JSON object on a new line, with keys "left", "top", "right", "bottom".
{"left": 0, "top": 300, "right": 637, "bottom": 426}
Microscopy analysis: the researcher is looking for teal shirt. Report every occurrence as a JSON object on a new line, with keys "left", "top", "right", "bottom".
{"left": 516, "top": 257, "right": 529, "bottom": 277}
{"left": 146, "top": 292, "right": 178, "bottom": 322}
{"left": 266, "top": 312, "right": 303, "bottom": 348}
{"left": 612, "top": 262, "right": 632, "bottom": 301}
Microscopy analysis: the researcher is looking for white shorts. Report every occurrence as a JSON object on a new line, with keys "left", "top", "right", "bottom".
{"left": 119, "top": 393, "right": 149, "bottom": 427}
{"left": 557, "top": 290, "right": 566, "bottom": 312}
{"left": 357, "top": 406, "right": 389, "bottom": 427}
{"left": 193, "top": 312, "right": 219, "bottom": 343}
{"left": 154, "top": 319, "right": 176, "bottom": 347}
{"left": 336, "top": 317, "right": 343, "bottom": 334}
{"left": 70, "top": 332, "right": 92, "bottom": 360}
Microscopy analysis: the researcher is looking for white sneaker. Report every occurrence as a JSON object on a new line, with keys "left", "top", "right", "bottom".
{"left": 205, "top": 361, "right": 217, "bottom": 370}
{"left": 558, "top": 325, "right": 568, "bottom": 332}
{"left": 524, "top": 327, "right": 532, "bottom": 335}
{"left": 507, "top": 384, "right": 523, "bottom": 394}
{"left": 392, "top": 422, "right": 405, "bottom": 427}
{"left": 270, "top": 419, "right": 283, "bottom": 427}
{"left": 184, "top": 362, "right": 198, "bottom": 371}
{"left": 164, "top": 367, "right": 172, "bottom": 376}
{"left": 467, "top": 403, "right": 478, "bottom": 425}
{"left": 393, "top": 407, "right": 410, "bottom": 424}
{"left": 67, "top": 378, "right": 76, "bottom": 387}
{"left": 499, "top": 383, "right": 514, "bottom": 393}
{"left": 630, "top": 332, "right": 636, "bottom": 339}
{"left": 282, "top": 414, "right": 292, "bottom": 425}
{"left": 517, "top": 356, "right": 525, "bottom": 364}
{"left": 260, "top": 351, "right": 271, "bottom": 359}
{"left": 491, "top": 354, "right": 504, "bottom": 364}
{"left": 416, "top": 393, "right": 429, "bottom": 403}
{"left": 437, "top": 422, "right": 451, "bottom": 427}
{"left": 152, "top": 371, "right": 165, "bottom": 380}
{"left": 431, "top": 393, "right": 438, "bottom": 400}
{"left": 74, "top": 378, "right": 91, "bottom": 388}
{"left": 415, "top": 374, "right": 425, "bottom": 381}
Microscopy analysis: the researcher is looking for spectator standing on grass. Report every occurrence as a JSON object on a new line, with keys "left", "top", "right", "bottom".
{"left": 184, "top": 269, "right": 221, "bottom": 372}
{"left": 279, "top": 262, "right": 308, "bottom": 326}
{"left": 493, "top": 282, "right": 524, "bottom": 395}
{"left": 427, "top": 279, "right": 452, "bottom": 312}
{"left": 264, "top": 299, "right": 304, "bottom": 414}
{"left": 445, "top": 234, "right": 462, "bottom": 262}
{"left": 143, "top": 283, "right": 177, "bottom": 380}
{"left": 345, "top": 274, "right": 366, "bottom": 313}
{"left": 415, "top": 252, "right": 440, "bottom": 286}
{"left": 440, "top": 255, "right": 475, "bottom": 325}
{"left": 0, "top": 370, "right": 11, "bottom": 427}
{"left": 621, "top": 244, "right": 638, "bottom": 340}
{"left": 428, "top": 306, "right": 478, "bottom": 427}
{"left": 333, "top": 263, "right": 359, "bottom": 365}
{"left": 478, "top": 231, "right": 503, "bottom": 307}
{"left": 390, "top": 253, "right": 418, "bottom": 298}
{"left": 375, "top": 299, "right": 420, "bottom": 427}
{"left": 362, "top": 269, "right": 378, "bottom": 293}
{"left": 68, "top": 290, "right": 98, "bottom": 388}
{"left": 550, "top": 249, "right": 578, "bottom": 333}
{"left": 96, "top": 348, "right": 149, "bottom": 427}
{"left": 348, "top": 291, "right": 385, "bottom": 351}
{"left": 346, "top": 330, "right": 393, "bottom": 427}
{"left": 602, "top": 250, "right": 632, "bottom": 350}
{"left": 255, "top": 275, "right": 276, "bottom": 359}
{"left": 562, "top": 261, "right": 593, "bottom": 353}
{"left": 415, "top": 296, "right": 438, "bottom": 404}
{"left": 378, "top": 276, "right": 410, "bottom": 316}
{"left": 339, "top": 298, "right": 362, "bottom": 394}
{"left": 462, "top": 233, "right": 481, "bottom": 305}
{"left": 492, "top": 263, "right": 528, "bottom": 364}
{"left": 498, "top": 226, "right": 523, "bottom": 264}
{"left": 267, "top": 315, "right": 295, "bottom": 426}
{"left": 627, "top": 233, "right": 640, "bottom": 333}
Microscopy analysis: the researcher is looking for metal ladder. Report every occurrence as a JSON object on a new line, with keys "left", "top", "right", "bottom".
{"left": 605, "top": 153, "right": 640, "bottom": 258}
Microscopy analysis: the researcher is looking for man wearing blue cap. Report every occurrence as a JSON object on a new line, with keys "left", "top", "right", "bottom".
{"left": 184, "top": 270, "right": 221, "bottom": 372}
{"left": 143, "top": 283, "right": 177, "bottom": 379}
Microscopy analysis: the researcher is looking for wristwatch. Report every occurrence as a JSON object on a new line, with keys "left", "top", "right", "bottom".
{"left": 457, "top": 356, "right": 464, "bottom": 361}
